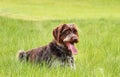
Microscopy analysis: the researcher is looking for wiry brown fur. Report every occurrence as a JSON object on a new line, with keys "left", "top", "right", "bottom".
{"left": 17, "top": 23, "right": 79, "bottom": 68}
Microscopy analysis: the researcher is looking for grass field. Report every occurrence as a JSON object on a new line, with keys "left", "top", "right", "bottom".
{"left": 0, "top": 0, "right": 120, "bottom": 77}
{"left": 0, "top": 0, "right": 120, "bottom": 20}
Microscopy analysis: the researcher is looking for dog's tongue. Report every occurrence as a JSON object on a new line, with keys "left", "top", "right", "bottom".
{"left": 66, "top": 43, "right": 78, "bottom": 54}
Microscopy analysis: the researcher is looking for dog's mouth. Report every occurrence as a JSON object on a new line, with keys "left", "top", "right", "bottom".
{"left": 65, "top": 42, "right": 78, "bottom": 54}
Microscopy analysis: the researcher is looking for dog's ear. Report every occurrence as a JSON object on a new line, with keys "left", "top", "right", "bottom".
{"left": 53, "top": 27, "right": 59, "bottom": 42}
{"left": 53, "top": 24, "right": 67, "bottom": 42}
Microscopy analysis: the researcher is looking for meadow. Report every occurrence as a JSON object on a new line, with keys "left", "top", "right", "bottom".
{"left": 0, "top": 0, "right": 120, "bottom": 77}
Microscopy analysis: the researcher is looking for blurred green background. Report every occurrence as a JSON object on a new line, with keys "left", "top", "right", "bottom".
{"left": 0, "top": 0, "right": 120, "bottom": 20}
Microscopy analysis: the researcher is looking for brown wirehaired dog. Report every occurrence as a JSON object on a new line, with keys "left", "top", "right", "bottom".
{"left": 17, "top": 23, "right": 79, "bottom": 69}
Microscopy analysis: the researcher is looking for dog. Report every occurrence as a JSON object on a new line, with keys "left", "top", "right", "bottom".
{"left": 17, "top": 23, "right": 79, "bottom": 69}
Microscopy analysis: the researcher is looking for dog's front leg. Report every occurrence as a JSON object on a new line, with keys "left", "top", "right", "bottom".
{"left": 67, "top": 56, "right": 76, "bottom": 70}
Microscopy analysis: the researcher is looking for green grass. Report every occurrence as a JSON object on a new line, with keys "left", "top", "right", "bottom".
{"left": 0, "top": 0, "right": 120, "bottom": 77}
{"left": 0, "top": 16, "right": 120, "bottom": 77}
{"left": 0, "top": 0, "right": 120, "bottom": 20}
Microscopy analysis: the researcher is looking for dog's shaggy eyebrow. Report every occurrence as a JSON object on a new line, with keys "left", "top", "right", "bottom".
{"left": 61, "top": 28, "right": 70, "bottom": 34}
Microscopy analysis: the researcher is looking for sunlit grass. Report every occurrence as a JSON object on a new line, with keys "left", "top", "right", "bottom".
{"left": 0, "top": 0, "right": 120, "bottom": 76}
{"left": 0, "top": 0, "right": 120, "bottom": 20}
{"left": 0, "top": 17, "right": 120, "bottom": 77}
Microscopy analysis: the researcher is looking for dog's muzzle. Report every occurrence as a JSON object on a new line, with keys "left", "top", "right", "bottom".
{"left": 63, "top": 33, "right": 78, "bottom": 43}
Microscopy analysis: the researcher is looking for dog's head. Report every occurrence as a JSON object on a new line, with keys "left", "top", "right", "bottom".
{"left": 53, "top": 24, "right": 79, "bottom": 54}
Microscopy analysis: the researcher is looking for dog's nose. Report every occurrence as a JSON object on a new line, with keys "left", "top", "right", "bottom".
{"left": 72, "top": 37, "right": 78, "bottom": 42}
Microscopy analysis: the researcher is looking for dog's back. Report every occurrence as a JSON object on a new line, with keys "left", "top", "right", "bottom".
{"left": 17, "top": 46, "right": 47, "bottom": 62}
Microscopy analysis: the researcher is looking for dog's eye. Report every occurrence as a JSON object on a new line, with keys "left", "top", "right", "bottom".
{"left": 73, "top": 30, "right": 77, "bottom": 34}
{"left": 61, "top": 31, "right": 69, "bottom": 36}
{"left": 65, "top": 31, "right": 69, "bottom": 35}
